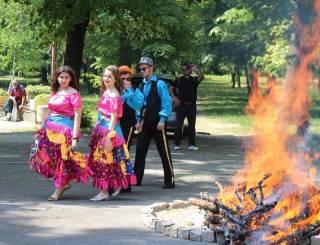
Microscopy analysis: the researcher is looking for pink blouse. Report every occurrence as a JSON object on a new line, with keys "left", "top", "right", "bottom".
{"left": 98, "top": 94, "right": 123, "bottom": 119}
{"left": 48, "top": 92, "right": 82, "bottom": 117}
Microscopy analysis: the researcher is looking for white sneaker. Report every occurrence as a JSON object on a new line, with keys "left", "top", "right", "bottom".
{"left": 5, "top": 113, "right": 11, "bottom": 121}
{"left": 173, "top": 145, "right": 181, "bottom": 150}
{"left": 111, "top": 187, "right": 122, "bottom": 198}
{"left": 188, "top": 145, "right": 199, "bottom": 151}
{"left": 90, "top": 192, "right": 110, "bottom": 201}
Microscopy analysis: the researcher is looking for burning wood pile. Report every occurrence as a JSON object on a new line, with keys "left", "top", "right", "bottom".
{"left": 187, "top": 2, "right": 320, "bottom": 244}
{"left": 189, "top": 174, "right": 320, "bottom": 244}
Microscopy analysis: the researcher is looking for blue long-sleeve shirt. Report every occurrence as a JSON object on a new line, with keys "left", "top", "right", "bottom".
{"left": 122, "top": 87, "right": 144, "bottom": 111}
{"left": 138, "top": 74, "right": 172, "bottom": 124}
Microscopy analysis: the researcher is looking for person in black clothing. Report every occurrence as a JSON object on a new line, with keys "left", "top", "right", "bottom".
{"left": 119, "top": 65, "right": 136, "bottom": 150}
{"left": 170, "top": 63, "right": 204, "bottom": 151}
{"left": 134, "top": 57, "right": 175, "bottom": 189}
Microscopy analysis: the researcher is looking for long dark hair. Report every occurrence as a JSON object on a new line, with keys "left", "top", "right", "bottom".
{"left": 51, "top": 66, "right": 79, "bottom": 93}
{"left": 100, "top": 65, "right": 124, "bottom": 94}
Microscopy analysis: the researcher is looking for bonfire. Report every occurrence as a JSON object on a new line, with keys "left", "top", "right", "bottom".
{"left": 190, "top": 1, "right": 320, "bottom": 244}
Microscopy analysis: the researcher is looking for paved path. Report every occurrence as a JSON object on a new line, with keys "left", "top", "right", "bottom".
{"left": 0, "top": 132, "right": 246, "bottom": 245}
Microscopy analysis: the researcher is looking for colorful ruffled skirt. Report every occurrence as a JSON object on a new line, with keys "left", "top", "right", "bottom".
{"left": 28, "top": 115, "right": 92, "bottom": 188}
{"left": 88, "top": 113, "right": 137, "bottom": 191}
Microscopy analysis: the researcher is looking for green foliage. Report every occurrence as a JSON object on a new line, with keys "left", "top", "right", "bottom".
{"left": 86, "top": 72, "right": 101, "bottom": 89}
{"left": 80, "top": 107, "right": 94, "bottom": 129}
{"left": 0, "top": 88, "right": 7, "bottom": 96}
{"left": 34, "top": 93, "right": 50, "bottom": 109}
{"left": 0, "top": 1, "right": 47, "bottom": 74}
{"left": 26, "top": 85, "right": 51, "bottom": 99}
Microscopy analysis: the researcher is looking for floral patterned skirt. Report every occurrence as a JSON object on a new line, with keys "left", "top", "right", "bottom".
{"left": 88, "top": 116, "right": 137, "bottom": 192}
{"left": 28, "top": 116, "right": 92, "bottom": 188}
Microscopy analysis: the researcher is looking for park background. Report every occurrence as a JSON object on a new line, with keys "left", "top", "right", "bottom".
{"left": 0, "top": 0, "right": 320, "bottom": 134}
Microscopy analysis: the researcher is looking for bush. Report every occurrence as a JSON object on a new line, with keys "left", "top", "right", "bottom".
{"left": 81, "top": 108, "right": 93, "bottom": 129}
{"left": 27, "top": 85, "right": 51, "bottom": 99}
{"left": 34, "top": 93, "right": 50, "bottom": 109}
{"left": 86, "top": 73, "right": 101, "bottom": 89}
{"left": 0, "top": 88, "right": 7, "bottom": 96}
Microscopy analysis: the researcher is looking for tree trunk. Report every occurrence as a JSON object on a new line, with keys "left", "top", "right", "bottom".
{"left": 236, "top": 65, "right": 241, "bottom": 88}
{"left": 40, "top": 66, "right": 49, "bottom": 85}
{"left": 64, "top": 12, "right": 90, "bottom": 80}
{"left": 119, "top": 33, "right": 133, "bottom": 66}
{"left": 230, "top": 65, "right": 236, "bottom": 88}
{"left": 245, "top": 66, "right": 251, "bottom": 94}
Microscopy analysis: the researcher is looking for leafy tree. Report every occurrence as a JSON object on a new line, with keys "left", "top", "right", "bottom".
{"left": 0, "top": 1, "right": 47, "bottom": 77}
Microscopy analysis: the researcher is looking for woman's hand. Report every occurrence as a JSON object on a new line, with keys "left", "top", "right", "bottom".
{"left": 34, "top": 133, "right": 40, "bottom": 140}
{"left": 71, "top": 139, "right": 77, "bottom": 151}
{"left": 105, "top": 137, "right": 113, "bottom": 151}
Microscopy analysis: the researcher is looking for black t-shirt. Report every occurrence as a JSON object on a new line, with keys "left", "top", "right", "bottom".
{"left": 172, "top": 76, "right": 200, "bottom": 103}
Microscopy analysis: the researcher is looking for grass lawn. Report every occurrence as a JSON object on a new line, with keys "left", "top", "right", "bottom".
{"left": 196, "top": 74, "right": 320, "bottom": 135}
{"left": 196, "top": 74, "right": 252, "bottom": 135}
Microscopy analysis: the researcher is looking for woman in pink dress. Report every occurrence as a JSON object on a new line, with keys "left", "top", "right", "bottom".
{"left": 29, "top": 66, "right": 91, "bottom": 201}
{"left": 88, "top": 65, "right": 137, "bottom": 201}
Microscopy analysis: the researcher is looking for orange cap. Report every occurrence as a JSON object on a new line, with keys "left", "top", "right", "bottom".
{"left": 119, "top": 65, "right": 133, "bottom": 75}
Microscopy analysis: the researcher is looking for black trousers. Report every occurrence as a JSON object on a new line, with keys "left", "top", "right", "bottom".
{"left": 134, "top": 120, "right": 174, "bottom": 185}
{"left": 174, "top": 103, "right": 196, "bottom": 146}
{"left": 5, "top": 98, "right": 21, "bottom": 114}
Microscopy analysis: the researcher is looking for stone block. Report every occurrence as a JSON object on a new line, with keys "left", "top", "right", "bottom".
{"left": 216, "top": 231, "right": 226, "bottom": 245}
{"left": 178, "top": 227, "right": 191, "bottom": 240}
{"left": 158, "top": 220, "right": 175, "bottom": 234}
{"left": 167, "top": 226, "right": 179, "bottom": 238}
{"left": 202, "top": 229, "right": 215, "bottom": 243}
{"left": 150, "top": 219, "right": 159, "bottom": 230}
{"left": 142, "top": 214, "right": 154, "bottom": 227}
{"left": 312, "top": 235, "right": 320, "bottom": 245}
{"left": 190, "top": 228, "right": 203, "bottom": 242}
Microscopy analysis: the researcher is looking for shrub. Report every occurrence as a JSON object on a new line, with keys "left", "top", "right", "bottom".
{"left": 27, "top": 85, "right": 51, "bottom": 99}
{"left": 0, "top": 88, "right": 7, "bottom": 96}
{"left": 81, "top": 108, "right": 93, "bottom": 129}
{"left": 86, "top": 73, "right": 101, "bottom": 89}
{"left": 34, "top": 93, "right": 50, "bottom": 109}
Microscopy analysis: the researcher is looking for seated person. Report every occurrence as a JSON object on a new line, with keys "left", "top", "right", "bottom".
{"left": 4, "top": 79, "right": 26, "bottom": 120}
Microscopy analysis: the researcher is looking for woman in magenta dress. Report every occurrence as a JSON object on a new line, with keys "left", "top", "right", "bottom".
{"left": 29, "top": 66, "right": 91, "bottom": 201}
{"left": 89, "top": 65, "right": 137, "bottom": 201}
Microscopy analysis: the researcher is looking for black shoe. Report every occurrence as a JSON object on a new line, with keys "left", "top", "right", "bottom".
{"left": 162, "top": 182, "right": 175, "bottom": 189}
{"left": 120, "top": 187, "right": 132, "bottom": 193}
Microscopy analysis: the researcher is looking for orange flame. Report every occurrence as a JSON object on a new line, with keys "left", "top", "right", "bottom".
{"left": 218, "top": 1, "right": 320, "bottom": 243}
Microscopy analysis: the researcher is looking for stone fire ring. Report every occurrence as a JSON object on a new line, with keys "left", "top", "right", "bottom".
{"left": 142, "top": 200, "right": 320, "bottom": 244}
{"left": 141, "top": 200, "right": 215, "bottom": 243}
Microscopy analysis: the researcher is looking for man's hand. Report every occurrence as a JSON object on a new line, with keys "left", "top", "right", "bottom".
{"left": 173, "top": 96, "right": 181, "bottom": 106}
{"left": 123, "top": 80, "right": 133, "bottom": 89}
{"left": 157, "top": 122, "right": 165, "bottom": 131}
{"left": 191, "top": 64, "right": 198, "bottom": 72}
{"left": 135, "top": 122, "right": 143, "bottom": 133}
{"left": 18, "top": 105, "right": 23, "bottom": 110}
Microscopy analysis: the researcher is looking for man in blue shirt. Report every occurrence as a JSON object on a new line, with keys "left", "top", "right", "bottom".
{"left": 134, "top": 57, "right": 175, "bottom": 189}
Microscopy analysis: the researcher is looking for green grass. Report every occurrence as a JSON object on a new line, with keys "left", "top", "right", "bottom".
{"left": 196, "top": 74, "right": 253, "bottom": 135}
